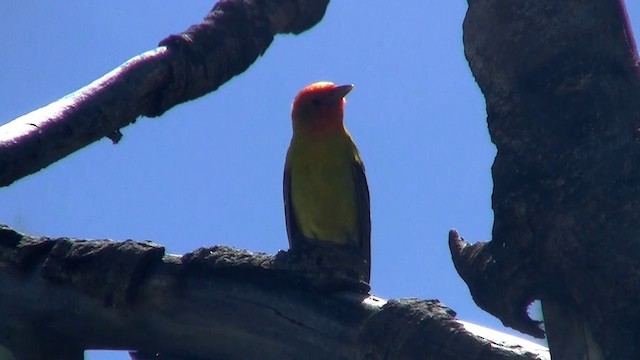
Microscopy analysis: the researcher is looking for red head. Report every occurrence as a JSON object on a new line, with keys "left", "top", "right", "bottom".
{"left": 291, "top": 81, "right": 354, "bottom": 135}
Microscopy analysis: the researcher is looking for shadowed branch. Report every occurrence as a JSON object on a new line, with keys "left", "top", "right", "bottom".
{"left": 0, "top": 225, "right": 548, "bottom": 359}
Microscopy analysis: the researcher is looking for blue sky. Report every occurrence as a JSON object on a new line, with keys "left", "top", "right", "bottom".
{"left": 1, "top": 2, "right": 639, "bottom": 359}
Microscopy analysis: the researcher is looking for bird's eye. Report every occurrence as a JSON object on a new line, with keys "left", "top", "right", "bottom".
{"left": 311, "top": 98, "right": 321, "bottom": 106}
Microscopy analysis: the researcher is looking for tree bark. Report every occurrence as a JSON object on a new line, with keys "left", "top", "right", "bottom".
{"left": 0, "top": 225, "right": 548, "bottom": 359}
{"left": 0, "top": 0, "right": 329, "bottom": 187}
{"left": 451, "top": 0, "right": 640, "bottom": 358}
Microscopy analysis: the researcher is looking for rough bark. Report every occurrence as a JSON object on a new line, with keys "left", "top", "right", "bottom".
{"left": 0, "top": 0, "right": 329, "bottom": 187}
{"left": 0, "top": 225, "right": 548, "bottom": 360}
{"left": 451, "top": 0, "right": 640, "bottom": 358}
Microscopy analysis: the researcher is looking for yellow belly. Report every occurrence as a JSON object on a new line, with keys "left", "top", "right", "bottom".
{"left": 288, "top": 137, "right": 359, "bottom": 245}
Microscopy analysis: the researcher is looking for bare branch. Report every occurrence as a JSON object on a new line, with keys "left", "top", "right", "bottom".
{"left": 0, "top": 225, "right": 548, "bottom": 359}
{"left": 0, "top": 0, "right": 329, "bottom": 187}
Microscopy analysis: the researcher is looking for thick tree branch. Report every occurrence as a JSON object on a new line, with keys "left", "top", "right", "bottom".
{"left": 0, "top": 225, "right": 548, "bottom": 359}
{"left": 452, "top": 0, "right": 640, "bottom": 358}
{"left": 0, "top": 0, "right": 329, "bottom": 187}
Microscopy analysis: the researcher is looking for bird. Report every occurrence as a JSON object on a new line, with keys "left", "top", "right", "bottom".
{"left": 283, "top": 81, "right": 371, "bottom": 283}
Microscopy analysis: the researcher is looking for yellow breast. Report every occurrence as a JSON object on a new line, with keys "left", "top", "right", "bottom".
{"left": 287, "top": 133, "right": 359, "bottom": 245}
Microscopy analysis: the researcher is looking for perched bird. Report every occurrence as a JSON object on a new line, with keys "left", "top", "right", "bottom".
{"left": 283, "top": 81, "right": 371, "bottom": 283}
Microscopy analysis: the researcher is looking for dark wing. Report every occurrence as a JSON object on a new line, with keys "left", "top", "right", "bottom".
{"left": 284, "top": 166, "right": 304, "bottom": 252}
{"left": 352, "top": 158, "right": 371, "bottom": 283}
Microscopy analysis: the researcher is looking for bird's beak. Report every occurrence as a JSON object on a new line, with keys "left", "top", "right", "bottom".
{"left": 328, "top": 84, "right": 354, "bottom": 103}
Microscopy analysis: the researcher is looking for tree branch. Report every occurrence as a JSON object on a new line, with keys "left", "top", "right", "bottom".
{"left": 0, "top": 225, "right": 548, "bottom": 359}
{"left": 0, "top": 0, "right": 329, "bottom": 187}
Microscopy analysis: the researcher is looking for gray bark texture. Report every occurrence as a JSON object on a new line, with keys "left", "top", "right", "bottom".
{"left": 0, "top": 225, "right": 548, "bottom": 359}
{"left": 450, "top": 0, "right": 640, "bottom": 358}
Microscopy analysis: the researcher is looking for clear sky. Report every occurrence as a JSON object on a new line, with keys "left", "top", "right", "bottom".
{"left": 1, "top": 2, "right": 639, "bottom": 359}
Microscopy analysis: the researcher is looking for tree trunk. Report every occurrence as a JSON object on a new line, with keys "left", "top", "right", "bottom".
{"left": 451, "top": 0, "right": 640, "bottom": 358}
